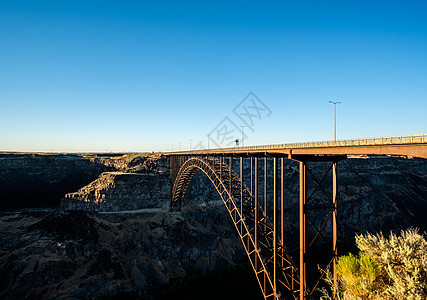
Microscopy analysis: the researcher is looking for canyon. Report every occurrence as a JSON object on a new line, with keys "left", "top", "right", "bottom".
{"left": 0, "top": 153, "right": 426, "bottom": 299}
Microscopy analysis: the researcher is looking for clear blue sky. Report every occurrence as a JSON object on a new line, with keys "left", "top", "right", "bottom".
{"left": 1, "top": 1, "right": 426, "bottom": 152}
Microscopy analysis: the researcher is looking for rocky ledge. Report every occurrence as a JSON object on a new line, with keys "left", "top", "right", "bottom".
{"left": 61, "top": 172, "right": 171, "bottom": 212}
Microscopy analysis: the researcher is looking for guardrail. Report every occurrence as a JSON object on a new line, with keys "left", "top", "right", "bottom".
{"left": 242, "top": 133, "right": 427, "bottom": 151}
{"left": 171, "top": 134, "right": 427, "bottom": 154}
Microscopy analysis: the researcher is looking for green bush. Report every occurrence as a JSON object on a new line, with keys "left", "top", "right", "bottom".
{"left": 321, "top": 228, "right": 427, "bottom": 300}
{"left": 336, "top": 252, "right": 381, "bottom": 298}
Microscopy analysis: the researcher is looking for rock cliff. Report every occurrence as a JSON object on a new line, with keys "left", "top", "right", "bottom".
{"left": 0, "top": 154, "right": 108, "bottom": 210}
{"left": 61, "top": 172, "right": 171, "bottom": 212}
{"left": 60, "top": 155, "right": 171, "bottom": 212}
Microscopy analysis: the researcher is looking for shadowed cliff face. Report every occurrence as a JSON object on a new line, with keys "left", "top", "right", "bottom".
{"left": 338, "top": 156, "right": 427, "bottom": 234}
{"left": 0, "top": 154, "right": 108, "bottom": 210}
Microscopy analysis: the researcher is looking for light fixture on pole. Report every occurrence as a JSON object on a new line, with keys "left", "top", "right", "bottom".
{"left": 329, "top": 101, "right": 341, "bottom": 141}
{"left": 189, "top": 139, "right": 192, "bottom": 151}
{"left": 240, "top": 125, "right": 246, "bottom": 147}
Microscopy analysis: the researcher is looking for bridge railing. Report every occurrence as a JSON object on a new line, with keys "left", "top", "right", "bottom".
{"left": 263, "top": 133, "right": 426, "bottom": 150}
{"left": 176, "top": 133, "right": 426, "bottom": 154}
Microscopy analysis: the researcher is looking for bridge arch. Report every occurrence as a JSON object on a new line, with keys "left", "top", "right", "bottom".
{"left": 171, "top": 157, "right": 231, "bottom": 209}
{"left": 170, "top": 156, "right": 298, "bottom": 299}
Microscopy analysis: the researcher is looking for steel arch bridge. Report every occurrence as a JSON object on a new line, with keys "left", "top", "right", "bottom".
{"left": 166, "top": 134, "right": 427, "bottom": 300}
{"left": 171, "top": 156, "right": 298, "bottom": 299}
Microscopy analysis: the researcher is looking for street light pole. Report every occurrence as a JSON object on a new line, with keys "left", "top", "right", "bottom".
{"left": 329, "top": 101, "right": 341, "bottom": 141}
{"left": 240, "top": 125, "right": 246, "bottom": 147}
{"left": 189, "top": 139, "right": 192, "bottom": 151}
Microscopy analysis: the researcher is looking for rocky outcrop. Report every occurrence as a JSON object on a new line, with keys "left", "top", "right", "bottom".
{"left": 87, "top": 156, "right": 130, "bottom": 172}
{"left": 61, "top": 172, "right": 171, "bottom": 212}
{"left": 86, "top": 154, "right": 168, "bottom": 174}
{"left": 60, "top": 156, "right": 171, "bottom": 212}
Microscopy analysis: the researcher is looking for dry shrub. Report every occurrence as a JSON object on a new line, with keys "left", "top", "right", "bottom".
{"left": 321, "top": 228, "right": 427, "bottom": 300}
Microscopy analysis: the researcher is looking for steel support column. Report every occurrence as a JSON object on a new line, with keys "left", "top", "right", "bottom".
{"left": 251, "top": 157, "right": 254, "bottom": 195}
{"left": 254, "top": 157, "right": 258, "bottom": 269}
{"left": 264, "top": 157, "right": 268, "bottom": 231}
{"left": 241, "top": 157, "right": 244, "bottom": 233}
{"left": 332, "top": 162, "right": 338, "bottom": 299}
{"left": 280, "top": 158, "right": 284, "bottom": 268}
{"left": 229, "top": 157, "right": 233, "bottom": 195}
{"left": 299, "top": 161, "right": 307, "bottom": 299}
{"left": 273, "top": 157, "right": 278, "bottom": 298}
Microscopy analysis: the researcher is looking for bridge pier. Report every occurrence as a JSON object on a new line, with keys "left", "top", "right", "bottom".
{"left": 290, "top": 155, "right": 344, "bottom": 299}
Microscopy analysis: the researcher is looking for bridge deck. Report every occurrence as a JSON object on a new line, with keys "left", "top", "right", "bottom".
{"left": 166, "top": 134, "right": 427, "bottom": 159}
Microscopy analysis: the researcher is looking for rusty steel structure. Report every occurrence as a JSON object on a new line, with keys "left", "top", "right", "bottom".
{"left": 166, "top": 134, "right": 427, "bottom": 299}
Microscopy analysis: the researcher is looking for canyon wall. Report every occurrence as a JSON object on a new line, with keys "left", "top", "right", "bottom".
{"left": 184, "top": 156, "right": 427, "bottom": 237}
{"left": 1, "top": 153, "right": 426, "bottom": 299}
{"left": 0, "top": 154, "right": 108, "bottom": 210}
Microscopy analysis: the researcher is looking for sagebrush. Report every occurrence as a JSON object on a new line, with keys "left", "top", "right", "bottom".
{"left": 320, "top": 228, "right": 427, "bottom": 300}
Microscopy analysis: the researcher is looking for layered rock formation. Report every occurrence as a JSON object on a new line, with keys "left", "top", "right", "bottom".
{"left": 60, "top": 155, "right": 171, "bottom": 212}
{"left": 61, "top": 172, "right": 171, "bottom": 212}
{"left": 86, "top": 153, "right": 161, "bottom": 173}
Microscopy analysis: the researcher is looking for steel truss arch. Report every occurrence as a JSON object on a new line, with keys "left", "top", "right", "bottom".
{"left": 171, "top": 156, "right": 299, "bottom": 299}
